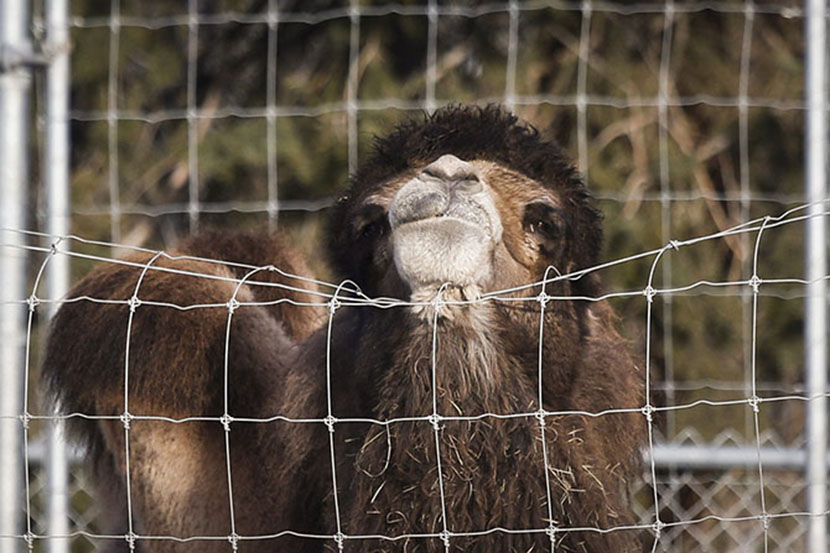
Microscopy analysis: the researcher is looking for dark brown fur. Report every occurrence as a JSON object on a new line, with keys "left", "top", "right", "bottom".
{"left": 42, "top": 232, "right": 326, "bottom": 552}
{"left": 43, "top": 106, "right": 645, "bottom": 552}
{"left": 286, "top": 106, "right": 647, "bottom": 552}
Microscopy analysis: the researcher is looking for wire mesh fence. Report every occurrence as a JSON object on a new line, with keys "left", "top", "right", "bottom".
{"left": 0, "top": 0, "right": 827, "bottom": 551}
{"left": 3, "top": 200, "right": 829, "bottom": 552}
{"left": 13, "top": 447, "right": 819, "bottom": 552}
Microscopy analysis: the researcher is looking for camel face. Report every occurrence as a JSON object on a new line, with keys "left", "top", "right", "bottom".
{"left": 343, "top": 157, "right": 575, "bottom": 306}
{"left": 328, "top": 108, "right": 604, "bottom": 303}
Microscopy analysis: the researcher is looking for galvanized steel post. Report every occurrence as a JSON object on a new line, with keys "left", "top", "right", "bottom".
{"left": 45, "top": 0, "right": 72, "bottom": 551}
{"left": 805, "top": 0, "right": 829, "bottom": 552}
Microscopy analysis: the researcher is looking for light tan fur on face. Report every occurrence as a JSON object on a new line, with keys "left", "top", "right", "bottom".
{"left": 376, "top": 159, "right": 566, "bottom": 319}
{"left": 476, "top": 162, "right": 563, "bottom": 274}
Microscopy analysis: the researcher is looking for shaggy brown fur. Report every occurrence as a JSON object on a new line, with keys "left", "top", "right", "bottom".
{"left": 43, "top": 106, "right": 645, "bottom": 552}
{"left": 291, "top": 105, "right": 646, "bottom": 552}
{"left": 42, "top": 232, "right": 326, "bottom": 552}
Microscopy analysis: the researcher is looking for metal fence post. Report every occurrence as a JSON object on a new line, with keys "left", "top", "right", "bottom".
{"left": 0, "top": 0, "right": 31, "bottom": 550}
{"left": 45, "top": 0, "right": 71, "bottom": 551}
{"left": 805, "top": 0, "right": 828, "bottom": 552}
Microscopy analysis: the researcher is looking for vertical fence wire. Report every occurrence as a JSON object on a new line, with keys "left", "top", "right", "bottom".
{"left": 575, "top": 0, "right": 591, "bottom": 178}
{"left": 739, "top": 0, "right": 756, "bottom": 448}
{"left": 266, "top": 0, "right": 279, "bottom": 229}
{"left": 750, "top": 218, "right": 772, "bottom": 553}
{"left": 324, "top": 283, "right": 354, "bottom": 552}
{"left": 429, "top": 285, "right": 451, "bottom": 553}
{"left": 120, "top": 251, "right": 165, "bottom": 551}
{"left": 2, "top": 1, "right": 828, "bottom": 551}
{"left": 23, "top": 253, "right": 60, "bottom": 552}
{"left": 0, "top": 0, "right": 31, "bottom": 549}
{"left": 347, "top": 0, "right": 360, "bottom": 175}
{"left": 644, "top": 248, "right": 669, "bottom": 553}
{"left": 537, "top": 266, "right": 559, "bottom": 552}
{"left": 106, "top": 0, "right": 121, "bottom": 245}
{"left": 425, "top": 0, "right": 438, "bottom": 113}
{"left": 222, "top": 269, "right": 271, "bottom": 551}
{"left": 504, "top": 0, "right": 518, "bottom": 112}
{"left": 187, "top": 0, "right": 200, "bottom": 233}
{"left": 657, "top": 0, "right": 676, "bottom": 445}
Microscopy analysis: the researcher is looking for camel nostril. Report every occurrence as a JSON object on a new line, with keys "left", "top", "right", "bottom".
{"left": 421, "top": 168, "right": 443, "bottom": 181}
{"left": 451, "top": 177, "right": 483, "bottom": 195}
{"left": 389, "top": 189, "right": 449, "bottom": 228}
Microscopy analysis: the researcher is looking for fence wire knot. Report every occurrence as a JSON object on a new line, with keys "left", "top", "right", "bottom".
{"left": 534, "top": 409, "right": 547, "bottom": 427}
{"left": 537, "top": 291, "right": 550, "bottom": 309}
{"left": 668, "top": 239, "right": 681, "bottom": 251}
{"left": 226, "top": 298, "right": 240, "bottom": 313}
{"left": 120, "top": 412, "right": 133, "bottom": 430}
{"left": 653, "top": 519, "right": 665, "bottom": 537}
{"left": 228, "top": 532, "right": 240, "bottom": 551}
{"left": 333, "top": 532, "right": 346, "bottom": 551}
{"left": 124, "top": 532, "right": 137, "bottom": 551}
{"left": 127, "top": 295, "right": 141, "bottom": 313}
{"left": 26, "top": 294, "right": 39, "bottom": 312}
{"left": 323, "top": 415, "right": 338, "bottom": 432}
{"left": 220, "top": 414, "right": 234, "bottom": 432}
{"left": 439, "top": 530, "right": 452, "bottom": 548}
{"left": 748, "top": 395, "right": 762, "bottom": 413}
{"left": 640, "top": 404, "right": 655, "bottom": 423}
{"left": 427, "top": 413, "right": 443, "bottom": 430}
{"left": 427, "top": 1, "right": 438, "bottom": 19}
{"left": 328, "top": 297, "right": 341, "bottom": 314}
{"left": 545, "top": 524, "right": 558, "bottom": 542}
{"left": 749, "top": 275, "right": 762, "bottom": 293}
{"left": 643, "top": 285, "right": 656, "bottom": 303}
{"left": 760, "top": 512, "right": 770, "bottom": 530}
{"left": 23, "top": 531, "right": 34, "bottom": 550}
{"left": 19, "top": 412, "right": 31, "bottom": 430}
{"left": 49, "top": 240, "right": 60, "bottom": 255}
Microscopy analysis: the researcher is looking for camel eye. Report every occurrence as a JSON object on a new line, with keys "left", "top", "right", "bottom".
{"left": 354, "top": 203, "right": 389, "bottom": 241}
{"left": 360, "top": 221, "right": 385, "bottom": 239}
{"left": 523, "top": 201, "right": 562, "bottom": 240}
{"left": 528, "top": 219, "right": 555, "bottom": 237}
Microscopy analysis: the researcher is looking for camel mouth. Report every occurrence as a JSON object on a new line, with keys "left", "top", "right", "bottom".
{"left": 397, "top": 213, "right": 492, "bottom": 235}
{"left": 391, "top": 210, "right": 499, "bottom": 295}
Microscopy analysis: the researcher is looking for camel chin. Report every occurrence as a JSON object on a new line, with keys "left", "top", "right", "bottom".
{"left": 392, "top": 216, "right": 494, "bottom": 302}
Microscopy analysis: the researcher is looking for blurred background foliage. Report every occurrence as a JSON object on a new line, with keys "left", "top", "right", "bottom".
{"left": 23, "top": 0, "right": 819, "bottom": 549}
{"left": 52, "top": 0, "right": 810, "bottom": 445}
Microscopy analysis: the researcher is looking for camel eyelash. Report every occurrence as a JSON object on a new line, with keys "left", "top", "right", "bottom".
{"left": 523, "top": 201, "right": 563, "bottom": 238}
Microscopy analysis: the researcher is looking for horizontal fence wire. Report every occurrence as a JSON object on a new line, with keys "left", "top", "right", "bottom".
{"left": 66, "top": 1, "right": 804, "bottom": 29}
{"left": 43, "top": 0, "right": 809, "bottom": 225}
{"left": 4, "top": 204, "right": 830, "bottom": 309}
{"left": 1, "top": 200, "right": 828, "bottom": 548}
{"left": 4, "top": 0, "right": 820, "bottom": 551}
